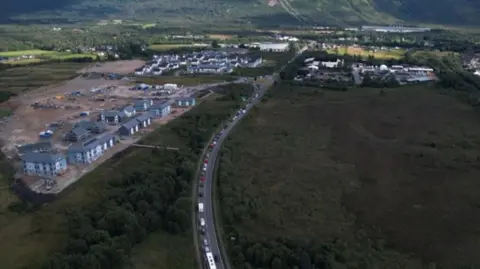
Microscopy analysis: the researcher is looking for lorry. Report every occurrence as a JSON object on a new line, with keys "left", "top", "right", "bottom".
{"left": 198, "top": 202, "right": 204, "bottom": 213}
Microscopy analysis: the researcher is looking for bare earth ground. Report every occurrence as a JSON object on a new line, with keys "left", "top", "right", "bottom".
{"left": 80, "top": 60, "right": 145, "bottom": 74}
{"left": 221, "top": 85, "right": 480, "bottom": 268}
{"left": 0, "top": 59, "right": 201, "bottom": 194}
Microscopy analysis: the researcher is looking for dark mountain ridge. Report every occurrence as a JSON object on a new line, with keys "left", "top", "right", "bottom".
{"left": 1, "top": 0, "right": 480, "bottom": 26}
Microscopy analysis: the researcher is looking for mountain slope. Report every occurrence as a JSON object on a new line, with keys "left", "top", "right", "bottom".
{"left": 1, "top": 0, "right": 480, "bottom": 26}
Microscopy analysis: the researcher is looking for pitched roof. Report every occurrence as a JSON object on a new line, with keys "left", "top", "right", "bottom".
{"left": 103, "top": 110, "right": 122, "bottom": 118}
{"left": 75, "top": 120, "right": 107, "bottom": 130}
{"left": 135, "top": 113, "right": 152, "bottom": 123}
{"left": 177, "top": 97, "right": 195, "bottom": 102}
{"left": 133, "top": 99, "right": 150, "bottom": 106}
{"left": 68, "top": 133, "right": 114, "bottom": 153}
{"left": 18, "top": 141, "right": 53, "bottom": 154}
{"left": 69, "top": 127, "right": 89, "bottom": 137}
{"left": 21, "top": 152, "right": 65, "bottom": 163}
{"left": 149, "top": 101, "right": 170, "bottom": 110}
{"left": 120, "top": 118, "right": 139, "bottom": 130}
{"left": 122, "top": 105, "right": 136, "bottom": 113}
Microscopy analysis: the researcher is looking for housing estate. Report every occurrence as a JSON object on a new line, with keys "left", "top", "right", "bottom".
{"left": 249, "top": 42, "right": 290, "bottom": 52}
{"left": 21, "top": 152, "right": 67, "bottom": 177}
{"left": 135, "top": 50, "right": 264, "bottom": 76}
{"left": 100, "top": 105, "right": 136, "bottom": 124}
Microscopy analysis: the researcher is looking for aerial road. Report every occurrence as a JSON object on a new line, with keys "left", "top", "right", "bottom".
{"left": 196, "top": 46, "right": 308, "bottom": 269}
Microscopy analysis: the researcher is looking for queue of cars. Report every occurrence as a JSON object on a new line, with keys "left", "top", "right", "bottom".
{"left": 196, "top": 83, "right": 263, "bottom": 269}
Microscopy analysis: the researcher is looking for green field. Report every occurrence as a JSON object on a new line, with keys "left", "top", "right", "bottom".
{"left": 0, "top": 62, "right": 85, "bottom": 94}
{"left": 0, "top": 83, "right": 251, "bottom": 269}
{"left": 217, "top": 83, "right": 480, "bottom": 269}
{"left": 328, "top": 46, "right": 406, "bottom": 59}
{"left": 0, "top": 50, "right": 57, "bottom": 57}
{"left": 0, "top": 50, "right": 99, "bottom": 65}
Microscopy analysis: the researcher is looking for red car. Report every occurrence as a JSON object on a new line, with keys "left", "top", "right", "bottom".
{"left": 204, "top": 159, "right": 208, "bottom": 164}
{"left": 200, "top": 176, "right": 206, "bottom": 182}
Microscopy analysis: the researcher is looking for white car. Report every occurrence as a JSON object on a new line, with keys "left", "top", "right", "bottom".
{"left": 200, "top": 218, "right": 205, "bottom": 226}
{"left": 204, "top": 238, "right": 208, "bottom": 246}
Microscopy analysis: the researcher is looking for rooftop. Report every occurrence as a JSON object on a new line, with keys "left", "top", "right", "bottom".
{"left": 21, "top": 152, "right": 65, "bottom": 163}
{"left": 68, "top": 133, "right": 115, "bottom": 152}
{"left": 135, "top": 113, "right": 152, "bottom": 123}
{"left": 17, "top": 141, "right": 53, "bottom": 154}
{"left": 121, "top": 118, "right": 140, "bottom": 130}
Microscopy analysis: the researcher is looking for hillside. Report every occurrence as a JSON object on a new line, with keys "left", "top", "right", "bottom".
{"left": 2, "top": 0, "right": 480, "bottom": 27}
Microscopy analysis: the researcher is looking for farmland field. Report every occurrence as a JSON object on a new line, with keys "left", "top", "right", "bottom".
{"left": 328, "top": 45, "right": 405, "bottom": 59}
{"left": 0, "top": 50, "right": 57, "bottom": 57}
{"left": 217, "top": 84, "right": 480, "bottom": 269}
{"left": 0, "top": 62, "right": 86, "bottom": 94}
{"left": 0, "top": 50, "right": 98, "bottom": 65}
{"left": 207, "top": 34, "right": 235, "bottom": 40}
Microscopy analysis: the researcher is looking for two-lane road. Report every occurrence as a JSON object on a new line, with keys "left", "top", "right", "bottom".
{"left": 201, "top": 77, "right": 272, "bottom": 269}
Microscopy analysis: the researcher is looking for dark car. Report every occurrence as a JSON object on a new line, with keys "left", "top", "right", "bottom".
{"left": 199, "top": 192, "right": 203, "bottom": 197}
{"left": 214, "top": 255, "right": 219, "bottom": 263}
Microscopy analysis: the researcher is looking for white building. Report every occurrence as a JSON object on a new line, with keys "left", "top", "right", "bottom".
{"left": 252, "top": 42, "right": 290, "bottom": 52}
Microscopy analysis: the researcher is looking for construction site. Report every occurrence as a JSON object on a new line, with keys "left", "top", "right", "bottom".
{"left": 0, "top": 65, "right": 224, "bottom": 195}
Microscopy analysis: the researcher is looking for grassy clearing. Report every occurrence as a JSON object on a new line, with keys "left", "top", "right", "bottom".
{"left": 0, "top": 50, "right": 98, "bottom": 65}
{"left": 0, "top": 62, "right": 85, "bottom": 93}
{"left": 0, "top": 50, "right": 57, "bottom": 57}
{"left": 0, "top": 83, "right": 251, "bottom": 269}
{"left": 137, "top": 75, "right": 237, "bottom": 86}
{"left": 207, "top": 34, "right": 235, "bottom": 40}
{"left": 328, "top": 45, "right": 405, "bottom": 59}
{"left": 412, "top": 50, "right": 458, "bottom": 59}
{"left": 218, "top": 84, "right": 480, "bottom": 268}
{"left": 149, "top": 44, "right": 208, "bottom": 51}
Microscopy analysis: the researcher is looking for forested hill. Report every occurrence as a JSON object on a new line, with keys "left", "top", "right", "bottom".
{"left": 2, "top": 0, "right": 480, "bottom": 26}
